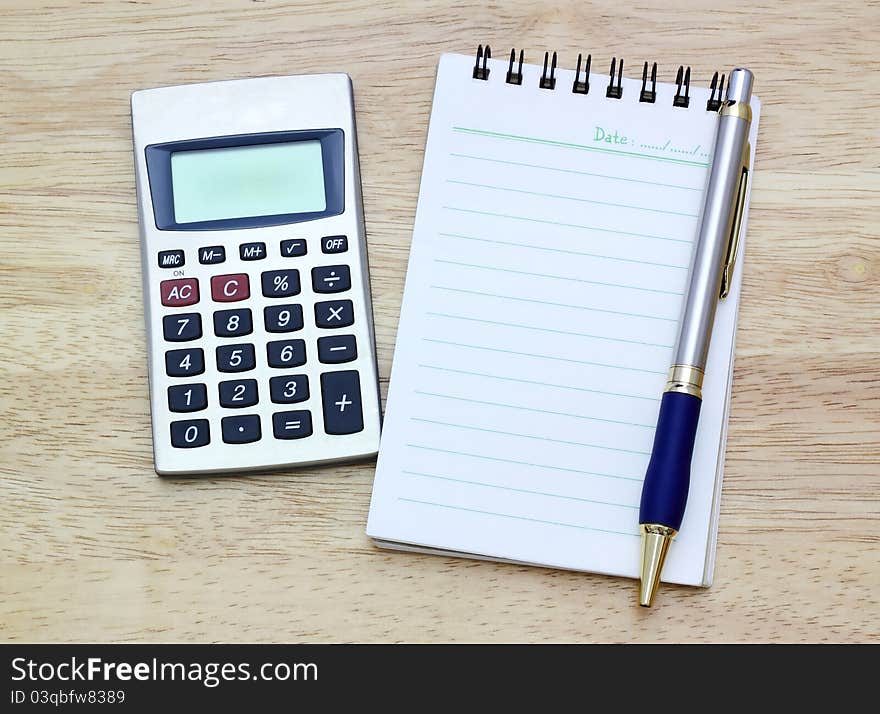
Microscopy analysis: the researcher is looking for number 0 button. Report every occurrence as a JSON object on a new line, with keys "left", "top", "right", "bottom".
{"left": 267, "top": 339, "right": 306, "bottom": 368}
{"left": 170, "top": 419, "right": 210, "bottom": 448}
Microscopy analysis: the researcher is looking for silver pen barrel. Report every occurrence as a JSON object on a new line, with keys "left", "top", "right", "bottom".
{"left": 672, "top": 69, "right": 753, "bottom": 373}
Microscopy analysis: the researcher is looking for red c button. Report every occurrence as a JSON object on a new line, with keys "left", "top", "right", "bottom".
{"left": 211, "top": 273, "right": 250, "bottom": 302}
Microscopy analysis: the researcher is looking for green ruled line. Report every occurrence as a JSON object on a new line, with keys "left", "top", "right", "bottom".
{"left": 399, "top": 497, "right": 639, "bottom": 537}
{"left": 429, "top": 284, "right": 678, "bottom": 322}
{"left": 416, "top": 364, "right": 660, "bottom": 402}
{"left": 406, "top": 443, "right": 644, "bottom": 482}
{"left": 425, "top": 311, "right": 672, "bottom": 349}
{"left": 449, "top": 153, "right": 704, "bottom": 192}
{"left": 452, "top": 126, "right": 710, "bottom": 168}
{"left": 421, "top": 337, "right": 667, "bottom": 375}
{"left": 442, "top": 206, "right": 692, "bottom": 244}
{"left": 446, "top": 179, "right": 700, "bottom": 218}
{"left": 413, "top": 390, "right": 654, "bottom": 428}
{"left": 433, "top": 258, "right": 684, "bottom": 296}
{"left": 402, "top": 470, "right": 638, "bottom": 510}
{"left": 409, "top": 417, "right": 651, "bottom": 456}
{"left": 438, "top": 232, "right": 688, "bottom": 271}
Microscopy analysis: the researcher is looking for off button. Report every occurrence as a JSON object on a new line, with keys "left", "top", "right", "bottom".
{"left": 321, "top": 235, "right": 348, "bottom": 253}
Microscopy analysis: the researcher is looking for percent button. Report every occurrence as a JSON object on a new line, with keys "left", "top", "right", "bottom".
{"left": 261, "top": 269, "right": 301, "bottom": 298}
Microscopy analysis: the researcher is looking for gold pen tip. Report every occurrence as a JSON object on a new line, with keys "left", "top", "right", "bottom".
{"left": 638, "top": 524, "right": 677, "bottom": 607}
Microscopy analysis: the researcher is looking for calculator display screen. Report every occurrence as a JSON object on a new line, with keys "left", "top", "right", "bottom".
{"left": 169, "top": 140, "right": 327, "bottom": 223}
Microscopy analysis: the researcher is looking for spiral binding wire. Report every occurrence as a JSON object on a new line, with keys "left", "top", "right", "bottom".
{"left": 472, "top": 45, "right": 724, "bottom": 110}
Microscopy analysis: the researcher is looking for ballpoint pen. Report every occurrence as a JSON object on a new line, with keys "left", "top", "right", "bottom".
{"left": 638, "top": 68, "right": 754, "bottom": 607}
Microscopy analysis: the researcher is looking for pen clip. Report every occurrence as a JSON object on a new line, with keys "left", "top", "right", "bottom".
{"left": 719, "top": 141, "right": 750, "bottom": 299}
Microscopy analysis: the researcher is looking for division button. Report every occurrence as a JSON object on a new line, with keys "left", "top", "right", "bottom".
{"left": 221, "top": 414, "right": 262, "bottom": 444}
{"left": 312, "top": 265, "right": 351, "bottom": 293}
{"left": 317, "top": 334, "right": 357, "bottom": 363}
{"left": 158, "top": 250, "right": 185, "bottom": 268}
{"left": 170, "top": 419, "right": 210, "bottom": 448}
{"left": 320, "top": 370, "right": 364, "bottom": 435}
{"left": 272, "top": 410, "right": 313, "bottom": 440}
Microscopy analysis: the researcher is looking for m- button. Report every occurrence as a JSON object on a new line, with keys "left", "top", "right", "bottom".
{"left": 160, "top": 278, "right": 199, "bottom": 307}
{"left": 211, "top": 273, "right": 250, "bottom": 302}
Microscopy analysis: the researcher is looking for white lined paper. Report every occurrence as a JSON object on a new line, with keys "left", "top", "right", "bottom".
{"left": 367, "top": 53, "right": 761, "bottom": 585}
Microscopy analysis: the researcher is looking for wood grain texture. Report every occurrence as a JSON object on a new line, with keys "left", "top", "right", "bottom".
{"left": 1, "top": 0, "right": 878, "bottom": 643}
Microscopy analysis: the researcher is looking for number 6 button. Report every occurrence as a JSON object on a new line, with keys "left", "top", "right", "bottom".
{"left": 267, "top": 339, "right": 306, "bottom": 368}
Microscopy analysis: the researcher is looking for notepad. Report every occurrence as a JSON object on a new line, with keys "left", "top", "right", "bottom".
{"left": 367, "top": 52, "right": 761, "bottom": 586}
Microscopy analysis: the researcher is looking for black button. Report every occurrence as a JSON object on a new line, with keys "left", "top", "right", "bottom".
{"left": 221, "top": 414, "right": 262, "bottom": 444}
{"left": 214, "top": 308, "right": 253, "bottom": 337}
{"left": 170, "top": 419, "right": 210, "bottom": 448}
{"left": 318, "top": 335, "right": 357, "bottom": 363}
{"left": 264, "top": 304, "right": 303, "bottom": 333}
{"left": 273, "top": 410, "right": 313, "bottom": 439}
{"left": 199, "top": 245, "right": 225, "bottom": 264}
{"left": 167, "top": 383, "right": 208, "bottom": 412}
{"left": 281, "top": 239, "right": 307, "bottom": 257}
{"left": 269, "top": 374, "right": 309, "bottom": 404}
{"left": 267, "top": 339, "right": 306, "bottom": 368}
{"left": 162, "top": 312, "right": 202, "bottom": 341}
{"left": 312, "top": 265, "right": 351, "bottom": 293}
{"left": 314, "top": 299, "right": 354, "bottom": 328}
{"left": 261, "top": 269, "right": 301, "bottom": 298}
{"left": 240, "top": 242, "right": 266, "bottom": 261}
{"left": 216, "top": 343, "right": 256, "bottom": 372}
{"left": 165, "top": 348, "right": 205, "bottom": 377}
{"left": 218, "top": 378, "right": 259, "bottom": 408}
{"left": 158, "top": 250, "right": 185, "bottom": 269}
{"left": 320, "top": 370, "right": 364, "bottom": 435}
{"left": 321, "top": 235, "right": 348, "bottom": 253}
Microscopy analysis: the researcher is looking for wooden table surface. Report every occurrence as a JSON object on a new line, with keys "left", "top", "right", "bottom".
{"left": 1, "top": 0, "right": 878, "bottom": 643}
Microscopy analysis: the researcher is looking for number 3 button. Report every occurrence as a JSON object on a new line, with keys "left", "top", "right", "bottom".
{"left": 269, "top": 374, "right": 309, "bottom": 404}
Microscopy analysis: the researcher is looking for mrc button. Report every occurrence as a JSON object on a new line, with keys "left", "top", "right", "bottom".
{"left": 158, "top": 250, "right": 185, "bottom": 268}
{"left": 160, "top": 278, "right": 199, "bottom": 307}
{"left": 321, "top": 235, "right": 348, "bottom": 253}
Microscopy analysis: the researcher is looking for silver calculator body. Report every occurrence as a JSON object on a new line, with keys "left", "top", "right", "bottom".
{"left": 131, "top": 74, "right": 380, "bottom": 475}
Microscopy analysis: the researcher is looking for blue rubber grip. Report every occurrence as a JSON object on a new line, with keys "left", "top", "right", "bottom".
{"left": 639, "top": 391, "right": 702, "bottom": 530}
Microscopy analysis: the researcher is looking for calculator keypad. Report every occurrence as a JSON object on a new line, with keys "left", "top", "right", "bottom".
{"left": 157, "top": 235, "right": 375, "bottom": 458}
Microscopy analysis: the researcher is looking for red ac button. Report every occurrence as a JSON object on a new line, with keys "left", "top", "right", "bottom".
{"left": 211, "top": 273, "right": 250, "bottom": 302}
{"left": 160, "top": 278, "right": 199, "bottom": 307}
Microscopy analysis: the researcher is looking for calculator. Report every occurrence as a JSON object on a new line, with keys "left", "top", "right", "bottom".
{"left": 131, "top": 74, "right": 381, "bottom": 475}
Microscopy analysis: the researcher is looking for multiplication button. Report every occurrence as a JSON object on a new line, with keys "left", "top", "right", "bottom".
{"left": 312, "top": 265, "right": 351, "bottom": 293}
{"left": 273, "top": 410, "right": 313, "bottom": 440}
{"left": 320, "top": 370, "right": 364, "bottom": 435}
{"left": 315, "top": 299, "right": 353, "bottom": 328}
